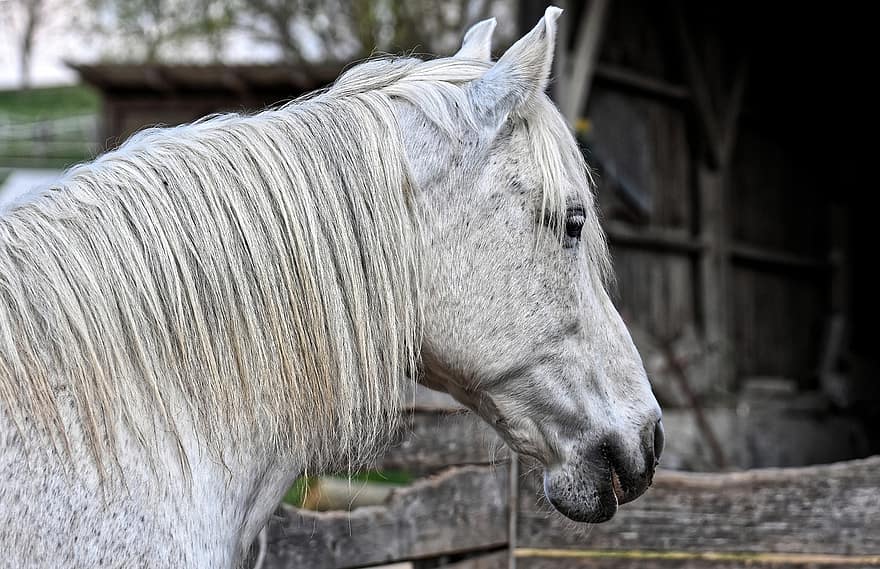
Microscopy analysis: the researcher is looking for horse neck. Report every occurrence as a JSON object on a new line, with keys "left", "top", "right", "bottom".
{"left": 1, "top": 389, "right": 302, "bottom": 568}
{"left": 116, "top": 395, "right": 308, "bottom": 566}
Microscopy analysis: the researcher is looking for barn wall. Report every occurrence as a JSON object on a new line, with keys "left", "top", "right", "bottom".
{"left": 75, "top": 0, "right": 869, "bottom": 465}
{"left": 100, "top": 90, "right": 297, "bottom": 148}
{"left": 587, "top": 86, "right": 696, "bottom": 345}
{"left": 583, "top": 0, "right": 833, "bottom": 395}
{"left": 728, "top": 121, "right": 831, "bottom": 385}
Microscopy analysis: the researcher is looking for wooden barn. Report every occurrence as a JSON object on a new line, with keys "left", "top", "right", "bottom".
{"left": 525, "top": 0, "right": 879, "bottom": 471}
{"left": 72, "top": 1, "right": 879, "bottom": 567}
{"left": 70, "top": 63, "right": 343, "bottom": 147}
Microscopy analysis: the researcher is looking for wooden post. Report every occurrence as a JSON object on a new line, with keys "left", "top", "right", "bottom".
{"left": 553, "top": 0, "right": 570, "bottom": 107}
{"left": 829, "top": 204, "right": 850, "bottom": 316}
{"left": 821, "top": 204, "right": 851, "bottom": 405}
{"left": 697, "top": 165, "right": 732, "bottom": 387}
{"left": 561, "top": 0, "right": 609, "bottom": 124}
{"left": 508, "top": 453, "right": 519, "bottom": 569}
{"left": 674, "top": 2, "right": 748, "bottom": 390}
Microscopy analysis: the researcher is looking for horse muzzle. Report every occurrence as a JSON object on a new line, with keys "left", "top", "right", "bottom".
{"left": 542, "top": 417, "right": 664, "bottom": 523}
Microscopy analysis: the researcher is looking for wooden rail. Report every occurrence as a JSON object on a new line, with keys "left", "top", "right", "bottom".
{"left": 259, "top": 399, "right": 880, "bottom": 569}
{"left": 594, "top": 64, "right": 691, "bottom": 102}
{"left": 606, "top": 221, "right": 829, "bottom": 275}
{"left": 263, "top": 466, "right": 509, "bottom": 568}
{"left": 516, "top": 457, "right": 880, "bottom": 563}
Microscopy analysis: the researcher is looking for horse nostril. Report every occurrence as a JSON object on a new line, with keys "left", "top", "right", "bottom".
{"left": 653, "top": 418, "right": 665, "bottom": 466}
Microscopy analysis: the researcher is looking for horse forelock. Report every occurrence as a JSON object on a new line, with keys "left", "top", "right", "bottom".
{"left": 523, "top": 95, "right": 613, "bottom": 289}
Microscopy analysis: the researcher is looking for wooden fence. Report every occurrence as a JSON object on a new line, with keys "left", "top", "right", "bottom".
{"left": 0, "top": 114, "right": 99, "bottom": 168}
{"left": 257, "top": 388, "right": 880, "bottom": 569}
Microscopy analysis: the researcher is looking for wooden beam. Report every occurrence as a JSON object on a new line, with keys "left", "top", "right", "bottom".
{"left": 265, "top": 466, "right": 509, "bottom": 568}
{"left": 221, "top": 70, "right": 252, "bottom": 100}
{"left": 562, "top": 0, "right": 610, "bottom": 123}
{"left": 142, "top": 66, "right": 176, "bottom": 96}
{"left": 719, "top": 58, "right": 749, "bottom": 165}
{"left": 594, "top": 64, "right": 690, "bottom": 101}
{"left": 697, "top": 165, "right": 732, "bottom": 386}
{"left": 829, "top": 203, "right": 851, "bottom": 310}
{"left": 673, "top": 5, "right": 748, "bottom": 168}
{"left": 729, "top": 242, "right": 829, "bottom": 272}
{"left": 673, "top": 3, "right": 722, "bottom": 167}
{"left": 517, "top": 457, "right": 880, "bottom": 555}
{"left": 442, "top": 551, "right": 508, "bottom": 569}
{"left": 605, "top": 221, "right": 703, "bottom": 255}
{"left": 514, "top": 549, "right": 880, "bottom": 568}
{"left": 553, "top": 0, "right": 570, "bottom": 107}
{"left": 508, "top": 454, "right": 519, "bottom": 569}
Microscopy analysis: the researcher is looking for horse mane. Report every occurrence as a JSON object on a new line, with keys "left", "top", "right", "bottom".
{"left": 0, "top": 56, "right": 609, "bottom": 472}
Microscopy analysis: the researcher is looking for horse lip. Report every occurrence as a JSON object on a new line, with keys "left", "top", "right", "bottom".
{"left": 607, "top": 454, "right": 652, "bottom": 506}
{"left": 608, "top": 457, "right": 641, "bottom": 506}
{"left": 543, "top": 467, "right": 618, "bottom": 523}
{"left": 610, "top": 466, "right": 624, "bottom": 503}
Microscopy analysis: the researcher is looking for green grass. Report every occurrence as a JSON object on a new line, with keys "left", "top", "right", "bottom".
{"left": 282, "top": 477, "right": 313, "bottom": 506}
{"left": 0, "top": 156, "right": 90, "bottom": 169}
{"left": 0, "top": 85, "right": 100, "bottom": 168}
{"left": 0, "top": 85, "right": 99, "bottom": 120}
{"left": 282, "top": 470, "right": 414, "bottom": 507}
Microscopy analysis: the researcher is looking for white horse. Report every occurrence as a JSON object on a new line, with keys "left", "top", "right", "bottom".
{"left": 0, "top": 7, "right": 662, "bottom": 568}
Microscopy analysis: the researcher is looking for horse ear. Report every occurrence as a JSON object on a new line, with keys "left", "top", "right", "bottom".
{"left": 455, "top": 17, "right": 497, "bottom": 61}
{"left": 470, "top": 6, "right": 562, "bottom": 127}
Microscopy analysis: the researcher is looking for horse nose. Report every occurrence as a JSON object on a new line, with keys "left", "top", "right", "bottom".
{"left": 652, "top": 418, "right": 665, "bottom": 466}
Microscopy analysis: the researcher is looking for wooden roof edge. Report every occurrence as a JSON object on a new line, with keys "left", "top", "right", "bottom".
{"left": 66, "top": 61, "right": 345, "bottom": 93}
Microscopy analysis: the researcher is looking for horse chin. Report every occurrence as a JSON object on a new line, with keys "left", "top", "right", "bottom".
{"left": 542, "top": 464, "right": 620, "bottom": 523}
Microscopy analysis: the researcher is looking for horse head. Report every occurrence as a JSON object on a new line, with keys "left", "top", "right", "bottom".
{"left": 402, "top": 7, "right": 664, "bottom": 523}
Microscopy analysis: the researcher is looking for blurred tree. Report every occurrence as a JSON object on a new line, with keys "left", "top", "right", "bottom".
{"left": 86, "top": 0, "right": 235, "bottom": 62}
{"left": 0, "top": 0, "right": 57, "bottom": 88}
{"left": 73, "top": 0, "right": 513, "bottom": 64}
{"left": 237, "top": 0, "right": 513, "bottom": 64}
{"left": 234, "top": 0, "right": 354, "bottom": 63}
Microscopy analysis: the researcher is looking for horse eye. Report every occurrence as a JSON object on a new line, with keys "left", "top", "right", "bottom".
{"left": 564, "top": 208, "right": 586, "bottom": 244}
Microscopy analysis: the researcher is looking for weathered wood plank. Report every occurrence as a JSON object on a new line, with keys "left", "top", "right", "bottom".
{"left": 605, "top": 223, "right": 833, "bottom": 274}
{"left": 438, "top": 551, "right": 508, "bottom": 569}
{"left": 373, "top": 410, "right": 508, "bottom": 475}
{"left": 598, "top": 0, "right": 678, "bottom": 80}
{"left": 265, "top": 465, "right": 510, "bottom": 569}
{"left": 595, "top": 63, "right": 691, "bottom": 101}
{"left": 588, "top": 87, "right": 693, "bottom": 231}
{"left": 673, "top": 3, "right": 723, "bottom": 167}
{"left": 729, "top": 241, "right": 829, "bottom": 273}
{"left": 594, "top": 64, "right": 690, "bottom": 101}
{"left": 605, "top": 222, "right": 702, "bottom": 254}
{"left": 697, "top": 164, "right": 733, "bottom": 388}
{"left": 612, "top": 249, "right": 696, "bottom": 342}
{"left": 517, "top": 457, "right": 880, "bottom": 555}
{"left": 561, "top": 0, "right": 609, "bottom": 123}
{"left": 728, "top": 124, "right": 830, "bottom": 261}
{"left": 731, "top": 267, "right": 827, "bottom": 382}
{"left": 515, "top": 549, "right": 880, "bottom": 568}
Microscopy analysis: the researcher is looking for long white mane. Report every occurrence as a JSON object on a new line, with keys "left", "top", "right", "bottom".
{"left": 0, "top": 55, "right": 609, "bottom": 473}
